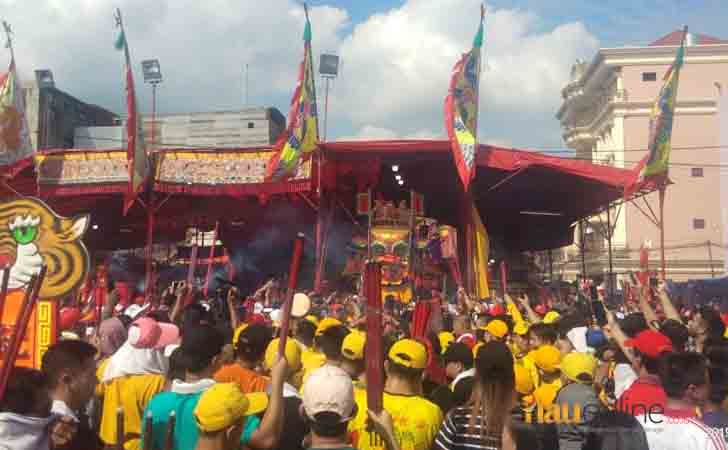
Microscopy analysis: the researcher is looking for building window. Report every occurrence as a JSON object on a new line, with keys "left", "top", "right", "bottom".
{"left": 691, "top": 167, "right": 704, "bottom": 177}
{"left": 694, "top": 218, "right": 706, "bottom": 230}
{"left": 642, "top": 72, "right": 657, "bottom": 82}
{"left": 247, "top": 122, "right": 255, "bottom": 129}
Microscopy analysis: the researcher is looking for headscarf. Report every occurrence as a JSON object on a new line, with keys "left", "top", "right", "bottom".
{"left": 101, "top": 326, "right": 169, "bottom": 382}
{"left": 98, "top": 317, "right": 127, "bottom": 357}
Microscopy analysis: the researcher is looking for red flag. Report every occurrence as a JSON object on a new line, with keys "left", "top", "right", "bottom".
{"left": 115, "top": 11, "right": 150, "bottom": 215}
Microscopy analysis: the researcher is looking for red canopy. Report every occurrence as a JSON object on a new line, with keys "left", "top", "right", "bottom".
{"left": 320, "top": 140, "right": 635, "bottom": 250}
{"left": 2, "top": 140, "right": 638, "bottom": 252}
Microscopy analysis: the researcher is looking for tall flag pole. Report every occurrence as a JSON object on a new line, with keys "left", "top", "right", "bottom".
{"left": 265, "top": 3, "right": 319, "bottom": 182}
{"left": 445, "top": 5, "right": 484, "bottom": 191}
{"left": 625, "top": 26, "right": 688, "bottom": 279}
{"left": 0, "top": 21, "right": 34, "bottom": 176}
{"left": 114, "top": 9, "right": 150, "bottom": 215}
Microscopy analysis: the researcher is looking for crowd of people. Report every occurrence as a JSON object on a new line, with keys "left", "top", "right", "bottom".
{"left": 0, "top": 274, "right": 727, "bottom": 450}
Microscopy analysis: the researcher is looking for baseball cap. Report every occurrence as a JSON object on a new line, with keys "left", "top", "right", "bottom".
{"left": 513, "top": 322, "right": 530, "bottom": 336}
{"left": 316, "top": 317, "right": 343, "bottom": 337}
{"left": 388, "top": 339, "right": 428, "bottom": 370}
{"left": 194, "top": 383, "right": 269, "bottom": 433}
{"left": 124, "top": 303, "right": 150, "bottom": 320}
{"left": 341, "top": 331, "right": 366, "bottom": 361}
{"left": 514, "top": 364, "right": 534, "bottom": 394}
{"left": 532, "top": 345, "right": 561, "bottom": 373}
{"left": 456, "top": 333, "right": 476, "bottom": 349}
{"left": 489, "top": 304, "right": 505, "bottom": 317}
{"left": 586, "top": 329, "right": 607, "bottom": 349}
{"left": 444, "top": 341, "right": 473, "bottom": 367}
{"left": 438, "top": 332, "right": 455, "bottom": 354}
{"left": 624, "top": 329, "right": 673, "bottom": 359}
{"left": 561, "top": 352, "right": 598, "bottom": 384}
{"left": 543, "top": 311, "right": 561, "bottom": 324}
{"left": 304, "top": 315, "right": 320, "bottom": 327}
{"left": 264, "top": 338, "right": 302, "bottom": 373}
{"left": 483, "top": 319, "right": 509, "bottom": 339}
{"left": 534, "top": 304, "right": 548, "bottom": 316}
{"left": 129, "top": 317, "right": 179, "bottom": 349}
{"left": 302, "top": 365, "right": 355, "bottom": 422}
{"left": 232, "top": 324, "right": 249, "bottom": 348}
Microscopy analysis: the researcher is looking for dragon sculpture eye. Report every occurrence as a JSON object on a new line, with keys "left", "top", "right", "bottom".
{"left": 9, "top": 215, "right": 40, "bottom": 245}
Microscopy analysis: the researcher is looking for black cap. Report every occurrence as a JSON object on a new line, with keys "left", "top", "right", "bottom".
{"left": 443, "top": 342, "right": 474, "bottom": 369}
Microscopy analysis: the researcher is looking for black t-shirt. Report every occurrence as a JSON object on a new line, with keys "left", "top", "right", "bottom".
{"left": 274, "top": 396, "right": 309, "bottom": 450}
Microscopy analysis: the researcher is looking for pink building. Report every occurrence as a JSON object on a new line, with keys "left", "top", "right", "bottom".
{"left": 555, "top": 30, "right": 728, "bottom": 283}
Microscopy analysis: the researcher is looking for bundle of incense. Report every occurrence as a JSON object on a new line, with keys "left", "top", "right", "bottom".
{"left": 364, "top": 261, "right": 383, "bottom": 414}
{"left": 278, "top": 233, "right": 304, "bottom": 357}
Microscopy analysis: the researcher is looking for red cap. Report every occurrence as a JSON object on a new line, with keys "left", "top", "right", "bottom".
{"left": 534, "top": 304, "right": 548, "bottom": 316}
{"left": 489, "top": 304, "right": 505, "bottom": 317}
{"left": 624, "top": 330, "right": 673, "bottom": 359}
{"left": 456, "top": 333, "right": 476, "bottom": 349}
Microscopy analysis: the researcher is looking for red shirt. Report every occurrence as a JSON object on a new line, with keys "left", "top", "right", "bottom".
{"left": 617, "top": 374, "right": 668, "bottom": 416}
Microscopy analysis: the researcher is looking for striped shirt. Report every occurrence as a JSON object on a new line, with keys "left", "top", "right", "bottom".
{"left": 433, "top": 406, "right": 503, "bottom": 450}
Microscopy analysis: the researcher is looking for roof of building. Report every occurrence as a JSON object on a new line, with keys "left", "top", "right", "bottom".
{"left": 650, "top": 30, "right": 728, "bottom": 46}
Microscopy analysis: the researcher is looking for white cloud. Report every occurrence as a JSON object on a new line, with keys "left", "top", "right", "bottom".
{"left": 328, "top": 0, "right": 599, "bottom": 147}
{"left": 3, "top": 0, "right": 599, "bottom": 149}
{"left": 4, "top": 0, "right": 348, "bottom": 115}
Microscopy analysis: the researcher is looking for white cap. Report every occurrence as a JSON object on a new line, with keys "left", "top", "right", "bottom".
{"left": 302, "top": 365, "right": 355, "bottom": 421}
{"left": 254, "top": 302, "right": 264, "bottom": 314}
{"left": 124, "top": 303, "right": 150, "bottom": 319}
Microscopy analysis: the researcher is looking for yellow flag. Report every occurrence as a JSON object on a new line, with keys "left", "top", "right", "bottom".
{"left": 472, "top": 205, "right": 490, "bottom": 299}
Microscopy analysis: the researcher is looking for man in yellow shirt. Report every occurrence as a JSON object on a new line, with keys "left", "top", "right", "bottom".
{"left": 349, "top": 339, "right": 443, "bottom": 450}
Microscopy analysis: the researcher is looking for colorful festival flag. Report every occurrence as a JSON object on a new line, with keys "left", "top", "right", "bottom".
{"left": 265, "top": 4, "right": 319, "bottom": 182}
{"left": 445, "top": 5, "right": 484, "bottom": 191}
{"left": 0, "top": 59, "right": 34, "bottom": 174}
{"left": 115, "top": 10, "right": 150, "bottom": 215}
{"left": 625, "top": 27, "right": 687, "bottom": 198}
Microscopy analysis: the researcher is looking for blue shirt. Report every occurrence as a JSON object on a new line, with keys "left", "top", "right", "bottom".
{"left": 141, "top": 381, "right": 260, "bottom": 450}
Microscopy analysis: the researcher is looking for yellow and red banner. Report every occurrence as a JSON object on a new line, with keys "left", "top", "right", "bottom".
{"left": 445, "top": 6, "right": 484, "bottom": 191}
{"left": 266, "top": 4, "right": 319, "bottom": 182}
{"left": 625, "top": 27, "right": 686, "bottom": 198}
{"left": 0, "top": 60, "right": 34, "bottom": 173}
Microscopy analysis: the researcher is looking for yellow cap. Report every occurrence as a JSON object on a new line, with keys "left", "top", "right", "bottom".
{"left": 533, "top": 345, "right": 561, "bottom": 373}
{"left": 265, "top": 338, "right": 302, "bottom": 373}
{"left": 472, "top": 342, "right": 484, "bottom": 358}
{"left": 483, "top": 320, "right": 509, "bottom": 339}
{"left": 514, "top": 364, "right": 534, "bottom": 395}
{"left": 438, "top": 332, "right": 455, "bottom": 354}
{"left": 232, "top": 324, "right": 249, "bottom": 348}
{"left": 305, "top": 315, "right": 320, "bottom": 327}
{"left": 543, "top": 311, "right": 561, "bottom": 324}
{"left": 560, "top": 352, "right": 598, "bottom": 384}
{"left": 315, "top": 317, "right": 343, "bottom": 337}
{"left": 513, "top": 322, "right": 530, "bottom": 336}
{"left": 342, "top": 331, "right": 366, "bottom": 361}
{"left": 533, "top": 383, "right": 559, "bottom": 409}
{"left": 194, "top": 383, "right": 269, "bottom": 433}
{"left": 388, "top": 339, "right": 428, "bottom": 370}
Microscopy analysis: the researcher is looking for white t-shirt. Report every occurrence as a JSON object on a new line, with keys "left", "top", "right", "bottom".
{"left": 613, "top": 363, "right": 638, "bottom": 400}
{"left": 643, "top": 415, "right": 726, "bottom": 450}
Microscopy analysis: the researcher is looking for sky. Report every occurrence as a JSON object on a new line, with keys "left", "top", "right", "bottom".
{"left": 2, "top": 0, "right": 727, "bottom": 151}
